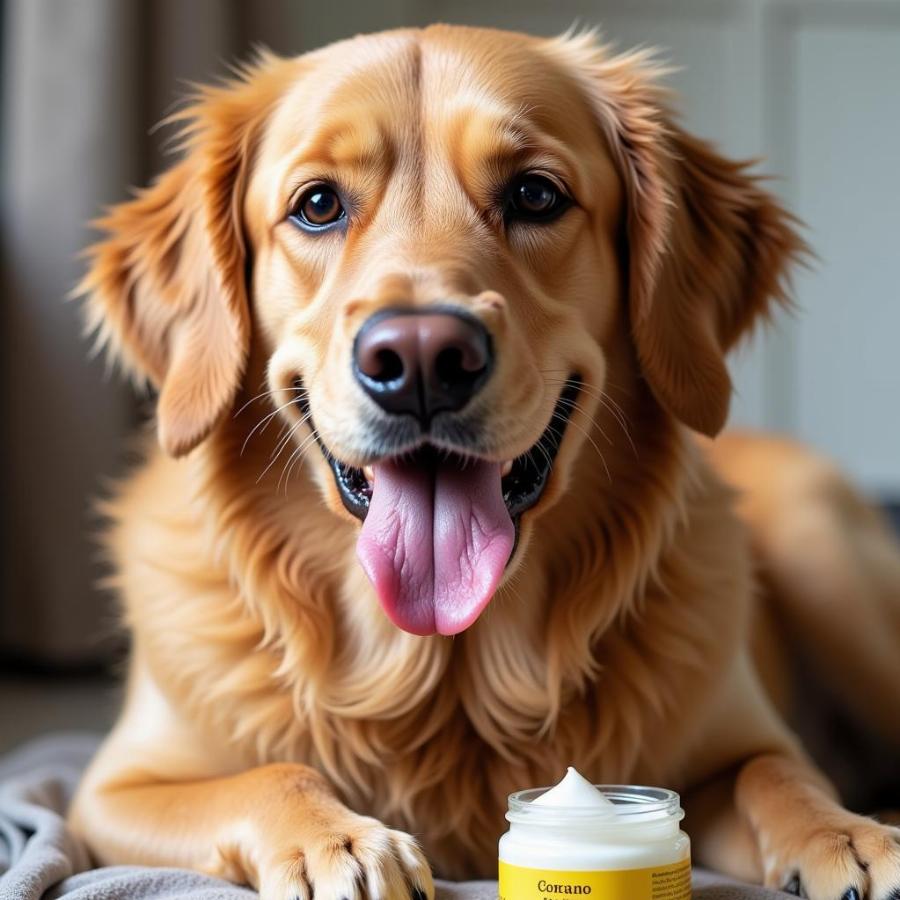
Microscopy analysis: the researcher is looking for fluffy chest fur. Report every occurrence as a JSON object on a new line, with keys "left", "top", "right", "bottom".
{"left": 110, "top": 419, "right": 750, "bottom": 878}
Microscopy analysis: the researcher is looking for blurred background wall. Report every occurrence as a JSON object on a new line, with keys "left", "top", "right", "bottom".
{"left": 2, "top": 0, "right": 899, "bottom": 668}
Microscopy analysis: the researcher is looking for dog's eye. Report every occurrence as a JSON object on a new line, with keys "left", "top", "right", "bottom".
{"left": 290, "top": 185, "right": 345, "bottom": 230}
{"left": 505, "top": 173, "right": 570, "bottom": 223}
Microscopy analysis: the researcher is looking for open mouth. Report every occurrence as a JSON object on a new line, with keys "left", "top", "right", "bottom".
{"left": 327, "top": 377, "right": 582, "bottom": 524}
{"left": 300, "top": 376, "right": 581, "bottom": 636}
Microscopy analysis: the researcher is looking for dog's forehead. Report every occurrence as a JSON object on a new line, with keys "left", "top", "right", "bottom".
{"left": 256, "top": 27, "right": 601, "bottom": 186}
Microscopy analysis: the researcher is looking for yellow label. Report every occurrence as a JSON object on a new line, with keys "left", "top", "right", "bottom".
{"left": 498, "top": 858, "right": 691, "bottom": 900}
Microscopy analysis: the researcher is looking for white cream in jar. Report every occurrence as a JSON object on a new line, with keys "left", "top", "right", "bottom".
{"left": 498, "top": 768, "right": 691, "bottom": 900}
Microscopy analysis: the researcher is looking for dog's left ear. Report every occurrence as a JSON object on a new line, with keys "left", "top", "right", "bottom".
{"left": 625, "top": 125, "right": 807, "bottom": 436}
{"left": 80, "top": 54, "right": 285, "bottom": 456}
{"left": 548, "top": 35, "right": 807, "bottom": 436}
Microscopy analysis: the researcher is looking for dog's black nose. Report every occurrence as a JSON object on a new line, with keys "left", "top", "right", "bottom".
{"left": 353, "top": 308, "right": 492, "bottom": 425}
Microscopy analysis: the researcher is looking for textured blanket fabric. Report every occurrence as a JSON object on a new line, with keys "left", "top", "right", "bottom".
{"left": 0, "top": 733, "right": 789, "bottom": 900}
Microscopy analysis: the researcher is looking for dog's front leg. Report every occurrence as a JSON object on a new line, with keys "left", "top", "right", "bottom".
{"left": 70, "top": 760, "right": 433, "bottom": 900}
{"left": 684, "top": 655, "right": 900, "bottom": 900}
{"left": 70, "top": 763, "right": 433, "bottom": 900}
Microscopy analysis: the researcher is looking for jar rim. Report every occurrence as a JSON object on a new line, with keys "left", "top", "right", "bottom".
{"left": 506, "top": 784, "right": 682, "bottom": 825}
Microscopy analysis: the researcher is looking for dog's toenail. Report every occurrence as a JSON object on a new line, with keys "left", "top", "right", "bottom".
{"left": 841, "top": 889, "right": 860, "bottom": 900}
{"left": 783, "top": 875, "right": 802, "bottom": 895}
{"left": 411, "top": 889, "right": 427, "bottom": 900}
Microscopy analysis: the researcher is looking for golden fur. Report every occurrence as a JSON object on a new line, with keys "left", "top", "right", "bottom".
{"left": 70, "top": 25, "right": 900, "bottom": 900}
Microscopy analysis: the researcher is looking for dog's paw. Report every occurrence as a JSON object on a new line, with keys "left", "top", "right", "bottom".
{"left": 256, "top": 811, "right": 433, "bottom": 900}
{"left": 765, "top": 815, "right": 900, "bottom": 900}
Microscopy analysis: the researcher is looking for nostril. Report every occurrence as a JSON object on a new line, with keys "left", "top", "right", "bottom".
{"left": 435, "top": 346, "right": 483, "bottom": 387}
{"left": 435, "top": 347, "right": 461, "bottom": 386}
{"left": 372, "top": 348, "right": 404, "bottom": 383}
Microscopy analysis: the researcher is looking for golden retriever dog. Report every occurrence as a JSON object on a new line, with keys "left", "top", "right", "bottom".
{"left": 70, "top": 24, "right": 900, "bottom": 900}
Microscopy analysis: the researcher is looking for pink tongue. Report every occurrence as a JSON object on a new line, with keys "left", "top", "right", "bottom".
{"left": 356, "top": 457, "right": 515, "bottom": 635}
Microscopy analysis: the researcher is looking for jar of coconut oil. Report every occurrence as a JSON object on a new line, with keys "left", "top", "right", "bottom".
{"left": 498, "top": 768, "right": 691, "bottom": 900}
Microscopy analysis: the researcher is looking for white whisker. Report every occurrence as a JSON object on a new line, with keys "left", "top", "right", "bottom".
{"left": 240, "top": 397, "right": 305, "bottom": 457}
{"left": 544, "top": 376, "right": 636, "bottom": 458}
{"left": 233, "top": 385, "right": 294, "bottom": 419}
{"left": 256, "top": 414, "right": 312, "bottom": 484}
{"left": 277, "top": 428, "right": 321, "bottom": 494}
{"left": 547, "top": 417, "right": 611, "bottom": 485}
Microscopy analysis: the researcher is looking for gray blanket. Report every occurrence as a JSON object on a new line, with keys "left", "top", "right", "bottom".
{"left": 0, "top": 733, "right": 787, "bottom": 899}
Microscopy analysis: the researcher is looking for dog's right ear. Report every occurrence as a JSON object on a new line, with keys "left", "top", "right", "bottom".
{"left": 80, "top": 53, "right": 286, "bottom": 457}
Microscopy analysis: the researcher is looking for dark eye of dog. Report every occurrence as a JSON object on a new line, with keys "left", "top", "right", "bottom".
{"left": 505, "top": 173, "right": 570, "bottom": 223}
{"left": 290, "top": 185, "right": 345, "bottom": 230}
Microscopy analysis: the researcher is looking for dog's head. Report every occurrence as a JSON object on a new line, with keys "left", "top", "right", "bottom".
{"left": 82, "top": 27, "right": 803, "bottom": 636}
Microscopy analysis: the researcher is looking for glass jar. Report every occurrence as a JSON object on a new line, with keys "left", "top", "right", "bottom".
{"left": 498, "top": 784, "right": 691, "bottom": 900}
